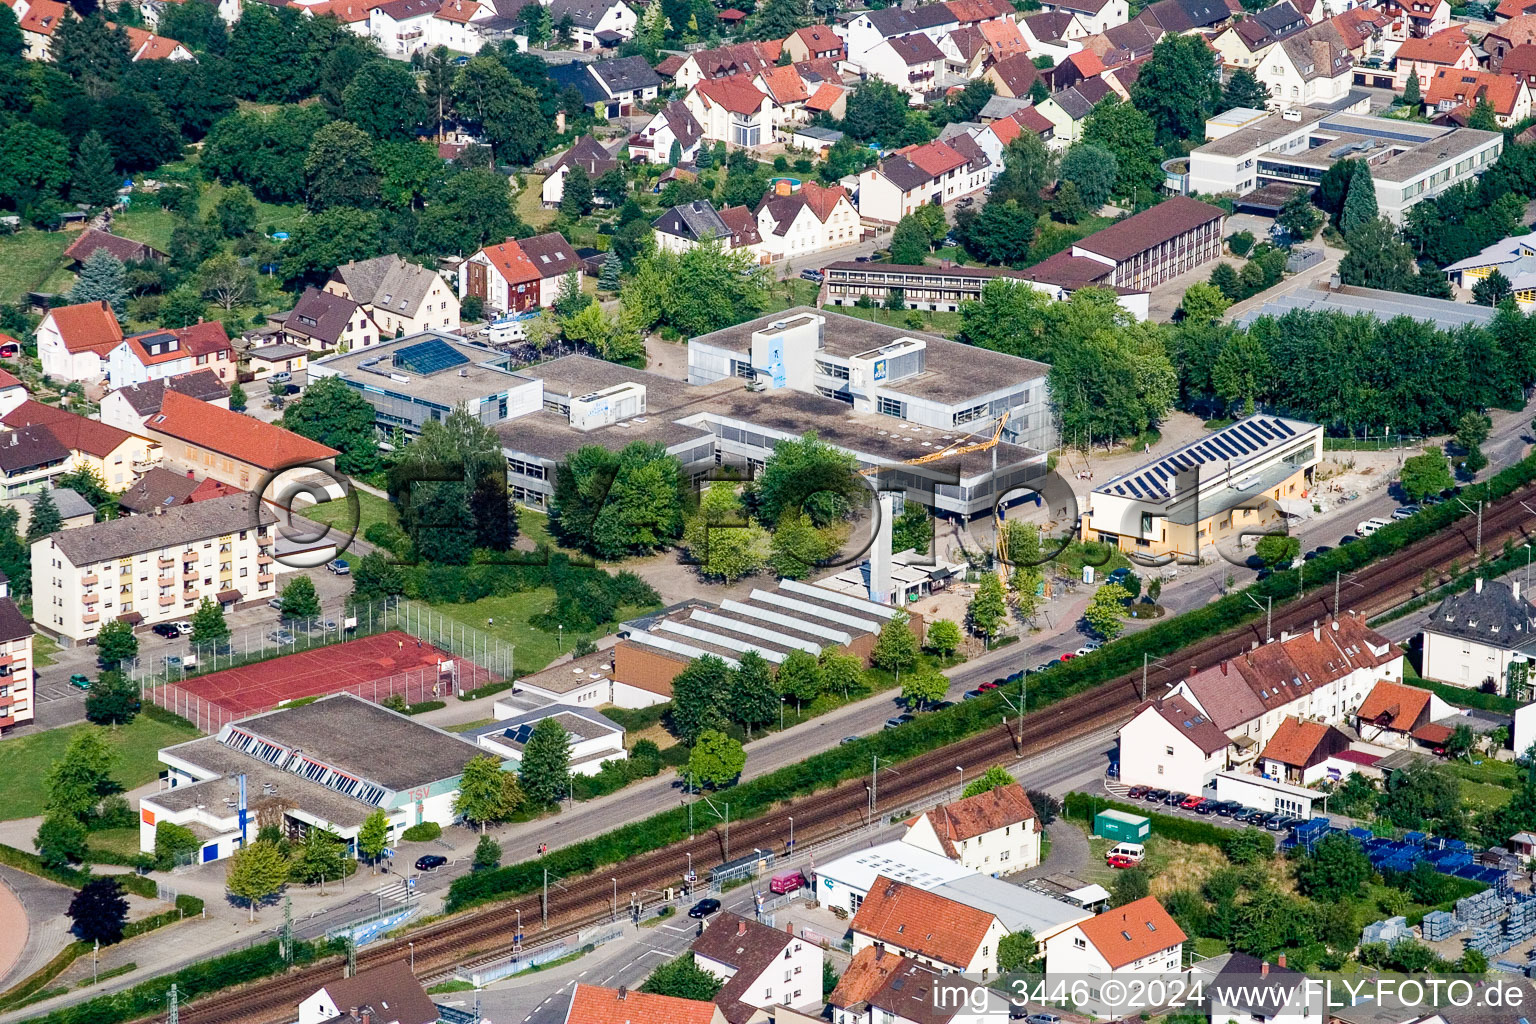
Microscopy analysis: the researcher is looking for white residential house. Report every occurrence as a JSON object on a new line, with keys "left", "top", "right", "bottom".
{"left": 1354, "top": 679, "right": 1455, "bottom": 749}
{"left": 587, "top": 55, "right": 662, "bottom": 111}
{"left": 752, "top": 182, "right": 859, "bottom": 262}
{"left": 0, "top": 369, "right": 27, "bottom": 420}
{"left": 691, "top": 914, "right": 824, "bottom": 1017}
{"left": 1194, "top": 953, "right": 1310, "bottom": 1024}
{"left": 684, "top": 75, "right": 776, "bottom": 148}
{"left": 849, "top": 875, "right": 1010, "bottom": 978}
{"left": 541, "top": 136, "right": 619, "bottom": 207}
{"left": 104, "top": 322, "right": 235, "bottom": 389}
{"left": 1118, "top": 695, "right": 1230, "bottom": 795}
{"left": 323, "top": 254, "right": 461, "bottom": 337}
{"left": 370, "top": 0, "right": 437, "bottom": 55}
{"left": 844, "top": 6, "right": 959, "bottom": 66}
{"left": 628, "top": 99, "right": 705, "bottom": 164}
{"left": 856, "top": 139, "right": 985, "bottom": 223}
{"left": 1420, "top": 577, "right": 1536, "bottom": 692}
{"left": 547, "top": 0, "right": 636, "bottom": 50}
{"left": 426, "top": 0, "right": 496, "bottom": 52}
{"left": 36, "top": 301, "right": 122, "bottom": 383}
{"left": 900, "top": 782, "right": 1041, "bottom": 873}
{"left": 1043, "top": 897, "right": 1187, "bottom": 1017}
{"left": 298, "top": 962, "right": 438, "bottom": 1024}
{"left": 863, "top": 33, "right": 946, "bottom": 98}
{"left": 1258, "top": 23, "right": 1355, "bottom": 108}
{"left": 458, "top": 232, "right": 582, "bottom": 314}
{"left": 1037, "top": 0, "right": 1129, "bottom": 34}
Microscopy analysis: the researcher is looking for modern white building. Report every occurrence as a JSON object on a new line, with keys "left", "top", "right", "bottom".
{"left": 1186, "top": 108, "right": 1502, "bottom": 223}
{"left": 142, "top": 694, "right": 487, "bottom": 864}
{"left": 461, "top": 704, "right": 626, "bottom": 776}
{"left": 814, "top": 839, "right": 972, "bottom": 916}
{"left": 901, "top": 782, "right": 1041, "bottom": 873}
{"left": 1043, "top": 896, "right": 1186, "bottom": 1016}
{"left": 0, "top": 576, "right": 33, "bottom": 734}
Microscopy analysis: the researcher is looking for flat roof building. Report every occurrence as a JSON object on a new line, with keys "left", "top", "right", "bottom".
{"left": 1080, "top": 414, "right": 1323, "bottom": 560}
{"left": 821, "top": 260, "right": 1151, "bottom": 319}
{"left": 1021, "top": 196, "right": 1225, "bottom": 293}
{"left": 813, "top": 838, "right": 973, "bottom": 916}
{"left": 140, "top": 693, "right": 487, "bottom": 864}
{"left": 1188, "top": 107, "right": 1502, "bottom": 223}
{"left": 460, "top": 704, "right": 626, "bottom": 775}
{"left": 1234, "top": 280, "right": 1502, "bottom": 330}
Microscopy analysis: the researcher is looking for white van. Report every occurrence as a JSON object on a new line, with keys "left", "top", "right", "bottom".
{"left": 1107, "top": 842, "right": 1145, "bottom": 864}
{"left": 488, "top": 317, "right": 528, "bottom": 343}
{"left": 1357, "top": 517, "right": 1391, "bottom": 537}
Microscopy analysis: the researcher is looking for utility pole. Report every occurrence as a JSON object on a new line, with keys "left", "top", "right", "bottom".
{"left": 1455, "top": 494, "right": 1484, "bottom": 560}
{"left": 1141, "top": 653, "right": 1168, "bottom": 701}
{"left": 543, "top": 868, "right": 549, "bottom": 927}
{"left": 1245, "top": 592, "right": 1272, "bottom": 643}
{"left": 282, "top": 896, "right": 293, "bottom": 964}
{"left": 1334, "top": 570, "right": 1363, "bottom": 617}
{"left": 168, "top": 984, "right": 178, "bottom": 1024}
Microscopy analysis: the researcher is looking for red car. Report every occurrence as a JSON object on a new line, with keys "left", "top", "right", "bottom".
{"left": 978, "top": 681, "right": 999, "bottom": 691}
{"left": 1126, "top": 785, "right": 1148, "bottom": 799}
{"left": 1180, "top": 794, "right": 1203, "bottom": 810}
{"left": 1106, "top": 854, "right": 1137, "bottom": 869}
{"left": 1059, "top": 652, "right": 1077, "bottom": 661}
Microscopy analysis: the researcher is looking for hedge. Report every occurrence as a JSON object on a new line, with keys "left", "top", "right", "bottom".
{"left": 445, "top": 451, "right": 1536, "bottom": 912}
{"left": 401, "top": 822, "right": 441, "bottom": 842}
{"left": 1062, "top": 793, "right": 1274, "bottom": 855}
{"left": 405, "top": 700, "right": 446, "bottom": 715}
{"left": 0, "top": 843, "right": 159, "bottom": 899}
{"left": 458, "top": 680, "right": 517, "bottom": 702}
{"left": 25, "top": 938, "right": 337, "bottom": 1024}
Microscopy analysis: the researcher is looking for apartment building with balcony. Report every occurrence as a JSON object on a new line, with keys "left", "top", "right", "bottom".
{"left": 0, "top": 576, "right": 33, "bottom": 732}
{"left": 3, "top": 400, "right": 158, "bottom": 490}
{"left": 32, "top": 493, "right": 278, "bottom": 643}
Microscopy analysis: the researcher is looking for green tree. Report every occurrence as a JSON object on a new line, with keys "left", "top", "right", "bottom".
{"left": 52, "top": 12, "right": 131, "bottom": 97}
{"left": 304, "top": 120, "right": 379, "bottom": 211}
{"left": 84, "top": 670, "right": 141, "bottom": 726}
{"left": 352, "top": 551, "right": 406, "bottom": 601}
{"left": 25, "top": 489, "right": 62, "bottom": 543}
{"left": 750, "top": 0, "right": 806, "bottom": 38}
{"left": 1456, "top": 410, "right": 1492, "bottom": 451}
{"left": 1402, "top": 71, "right": 1422, "bottom": 107}
{"left": 956, "top": 199, "right": 1035, "bottom": 266}
{"left": 1222, "top": 67, "right": 1270, "bottom": 110}
{"left": 1085, "top": 582, "right": 1130, "bottom": 640}
{"left": 1111, "top": 866, "right": 1150, "bottom": 906}
{"left": 755, "top": 432, "right": 860, "bottom": 528}
{"left": 990, "top": 132, "right": 1053, "bottom": 213}
{"left": 1341, "top": 167, "right": 1379, "bottom": 237}
{"left": 769, "top": 509, "right": 836, "bottom": 580}
{"left": 214, "top": 183, "right": 258, "bottom": 238}
{"left": 1254, "top": 533, "right": 1300, "bottom": 567}
{"left": 1474, "top": 268, "right": 1514, "bottom": 307}
{"left": 1082, "top": 96, "right": 1161, "bottom": 200}
{"left": 452, "top": 56, "right": 550, "bottom": 166}
{"left": 0, "top": 122, "right": 70, "bottom": 212}
{"left": 1338, "top": 217, "right": 1416, "bottom": 290}
{"left": 821, "top": 650, "right": 866, "bottom": 698}
{"left": 598, "top": 255, "right": 621, "bottom": 293}
{"left": 198, "top": 252, "right": 256, "bottom": 311}
{"left": 1220, "top": 828, "right": 1272, "bottom": 865}
{"left": 456, "top": 754, "right": 518, "bottom": 831}
{"left": 71, "top": 130, "right": 119, "bottom": 208}
{"left": 1058, "top": 143, "right": 1116, "bottom": 208}
{"left": 154, "top": 821, "right": 200, "bottom": 869}
{"left": 996, "top": 930, "right": 1040, "bottom": 974}
{"left": 94, "top": 619, "right": 139, "bottom": 669}
{"left": 1400, "top": 446, "right": 1454, "bottom": 501}
{"left": 1132, "top": 34, "right": 1221, "bottom": 146}
{"left": 688, "top": 728, "right": 746, "bottom": 788}
{"left": 283, "top": 376, "right": 381, "bottom": 475}
{"left": 228, "top": 381, "right": 247, "bottom": 412}
{"left": 641, "top": 954, "right": 724, "bottom": 1000}
{"left": 292, "top": 826, "right": 345, "bottom": 884}
{"left": 684, "top": 482, "right": 766, "bottom": 581}
{"left": 1276, "top": 188, "right": 1322, "bottom": 243}
{"left": 622, "top": 241, "right": 767, "bottom": 337}
{"left": 560, "top": 163, "right": 594, "bottom": 218}
{"left": 473, "top": 833, "right": 502, "bottom": 870}
{"left": 69, "top": 250, "right": 127, "bottom": 317}
{"left": 519, "top": 716, "right": 572, "bottom": 806}
{"left": 356, "top": 809, "right": 390, "bottom": 868}
{"left": 1211, "top": 331, "right": 1273, "bottom": 414}
{"left": 68, "top": 877, "right": 129, "bottom": 944}
{"left": 841, "top": 80, "right": 919, "bottom": 145}
{"left": 1179, "top": 282, "right": 1230, "bottom": 324}
{"left": 1444, "top": 722, "right": 1476, "bottom": 760}
{"left": 777, "top": 648, "right": 823, "bottom": 711}
{"left": 900, "top": 670, "right": 948, "bottom": 710}
{"left": 226, "top": 839, "right": 289, "bottom": 921}
{"left": 279, "top": 575, "right": 321, "bottom": 621}
{"left": 962, "top": 765, "right": 1016, "bottom": 797}
{"left": 670, "top": 654, "right": 732, "bottom": 744}
{"left": 1468, "top": 95, "right": 1499, "bottom": 131}
{"left": 968, "top": 572, "right": 1008, "bottom": 643}
{"left": 890, "top": 214, "right": 933, "bottom": 265}
{"left": 342, "top": 59, "right": 427, "bottom": 141}
{"left": 870, "top": 611, "right": 918, "bottom": 674}
{"left": 1294, "top": 832, "right": 1372, "bottom": 900}
{"left": 730, "top": 650, "right": 780, "bottom": 736}
{"left": 35, "top": 815, "right": 88, "bottom": 868}
{"left": 925, "top": 618, "right": 962, "bottom": 657}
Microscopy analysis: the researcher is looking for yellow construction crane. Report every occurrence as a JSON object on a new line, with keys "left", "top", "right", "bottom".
{"left": 860, "top": 410, "right": 1009, "bottom": 475}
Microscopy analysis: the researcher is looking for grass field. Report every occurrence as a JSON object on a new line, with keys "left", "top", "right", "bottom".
{"left": 300, "top": 491, "right": 399, "bottom": 538}
{"left": 112, "top": 204, "right": 181, "bottom": 255}
{"left": 432, "top": 590, "right": 657, "bottom": 673}
{"left": 0, "top": 230, "right": 74, "bottom": 305}
{"left": 86, "top": 827, "right": 143, "bottom": 860}
{"left": 516, "top": 174, "right": 557, "bottom": 231}
{"left": 32, "top": 633, "right": 59, "bottom": 668}
{"left": 0, "top": 716, "right": 200, "bottom": 821}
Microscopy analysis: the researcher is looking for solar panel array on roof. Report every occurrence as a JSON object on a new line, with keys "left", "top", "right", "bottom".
{"left": 1101, "top": 417, "right": 1300, "bottom": 501}
{"left": 393, "top": 338, "right": 469, "bottom": 375}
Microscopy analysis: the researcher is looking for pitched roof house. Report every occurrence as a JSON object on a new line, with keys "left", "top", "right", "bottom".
{"left": 1037, "top": 0, "right": 1130, "bottom": 35}
{"left": 542, "top": 135, "right": 621, "bottom": 206}
{"left": 1394, "top": 24, "right": 1475, "bottom": 89}
{"left": 18, "top": 0, "right": 70, "bottom": 58}
{"left": 298, "top": 961, "right": 438, "bottom": 1024}
{"left": 1, "top": 399, "right": 153, "bottom": 490}
{"left": 1426, "top": 67, "right": 1532, "bottom": 125}
{"left": 1043, "top": 896, "right": 1186, "bottom": 1013}
{"left": 849, "top": 874, "right": 1008, "bottom": 976}
{"left": 901, "top": 781, "right": 1040, "bottom": 872}
{"left": 690, "top": 914, "right": 822, "bottom": 1022}
{"left": 630, "top": 99, "right": 707, "bottom": 164}
{"left": 106, "top": 321, "right": 235, "bottom": 389}
{"left": 865, "top": 32, "right": 947, "bottom": 95}
{"left": 324, "top": 254, "right": 460, "bottom": 337}
{"left": 675, "top": 40, "right": 780, "bottom": 90}
{"left": 984, "top": 51, "right": 1043, "bottom": 97}
{"left": 1355, "top": 678, "right": 1453, "bottom": 747}
{"left": 1420, "top": 576, "right": 1536, "bottom": 693}
{"left": 653, "top": 200, "right": 762, "bottom": 257}
{"left": 1260, "top": 716, "right": 1353, "bottom": 784}
{"left": 277, "top": 288, "right": 376, "bottom": 353}
{"left": 544, "top": 0, "right": 636, "bottom": 51}
{"left": 114, "top": 464, "right": 202, "bottom": 515}
{"left": 36, "top": 301, "right": 124, "bottom": 382}
{"left": 143, "top": 389, "right": 339, "bottom": 488}
{"left": 752, "top": 181, "right": 857, "bottom": 261}
{"left": 63, "top": 229, "right": 166, "bottom": 268}
{"left": 783, "top": 23, "right": 844, "bottom": 61}
{"left": 684, "top": 74, "right": 776, "bottom": 148}
{"left": 457, "top": 232, "right": 582, "bottom": 314}
{"left": 562, "top": 983, "right": 725, "bottom": 1024}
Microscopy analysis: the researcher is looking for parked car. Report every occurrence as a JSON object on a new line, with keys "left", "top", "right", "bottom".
{"left": 770, "top": 871, "right": 806, "bottom": 895}
{"left": 1163, "top": 791, "right": 1186, "bottom": 806}
{"left": 267, "top": 597, "right": 284, "bottom": 611}
{"left": 1179, "top": 793, "right": 1203, "bottom": 810}
{"left": 799, "top": 269, "right": 824, "bottom": 283}
{"left": 963, "top": 688, "right": 984, "bottom": 700}
{"left": 1215, "top": 800, "right": 1240, "bottom": 817}
{"left": 932, "top": 700, "right": 956, "bottom": 711}
{"left": 1421, "top": 495, "right": 1444, "bottom": 506}
{"left": 1263, "top": 812, "right": 1290, "bottom": 831}
{"left": 173, "top": 620, "right": 193, "bottom": 636}
{"left": 1059, "top": 652, "right": 1078, "bottom": 661}
{"left": 840, "top": 735, "right": 861, "bottom": 745}
{"left": 68, "top": 674, "right": 91, "bottom": 689}
{"left": 977, "top": 681, "right": 999, "bottom": 691}
{"left": 688, "top": 898, "right": 722, "bottom": 918}
{"left": 152, "top": 622, "right": 180, "bottom": 639}
{"left": 1232, "top": 807, "right": 1261, "bottom": 822}
{"left": 885, "top": 714, "right": 915, "bottom": 729}
{"left": 1126, "top": 785, "right": 1148, "bottom": 799}
{"left": 266, "top": 629, "right": 295, "bottom": 644}
{"left": 1105, "top": 854, "right": 1137, "bottom": 869}
{"left": 1144, "top": 788, "right": 1170, "bottom": 803}
{"left": 415, "top": 854, "right": 447, "bottom": 871}
{"left": 1105, "top": 567, "right": 1131, "bottom": 585}
{"left": 1081, "top": 639, "right": 1103, "bottom": 651}
{"left": 1303, "top": 546, "right": 1332, "bottom": 561}
{"left": 1195, "top": 798, "right": 1218, "bottom": 815}
{"left": 327, "top": 559, "right": 350, "bottom": 575}
{"left": 1357, "top": 517, "right": 1391, "bottom": 537}
{"left": 1339, "top": 534, "right": 1358, "bottom": 545}
{"left": 1392, "top": 506, "right": 1420, "bottom": 520}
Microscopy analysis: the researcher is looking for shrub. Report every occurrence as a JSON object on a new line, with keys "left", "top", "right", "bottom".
{"left": 401, "top": 822, "right": 441, "bottom": 842}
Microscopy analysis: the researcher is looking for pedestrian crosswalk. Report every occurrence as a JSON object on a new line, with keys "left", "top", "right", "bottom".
{"left": 372, "top": 881, "right": 412, "bottom": 904}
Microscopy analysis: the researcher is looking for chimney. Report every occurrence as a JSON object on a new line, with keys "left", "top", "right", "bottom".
{"left": 785, "top": 922, "right": 794, "bottom": 933}
{"left": 1313, "top": 620, "right": 1320, "bottom": 641}
{"left": 1517, "top": 582, "right": 1523, "bottom": 602}
{"left": 361, "top": 1011, "right": 371, "bottom": 1024}
{"left": 1331, "top": 619, "right": 1339, "bottom": 630}
{"left": 1278, "top": 954, "right": 1287, "bottom": 968}
{"left": 1477, "top": 577, "right": 1485, "bottom": 594}
{"left": 738, "top": 920, "right": 747, "bottom": 936}
{"left": 1261, "top": 961, "right": 1270, "bottom": 977}
{"left": 875, "top": 946, "right": 886, "bottom": 962}
{"left": 1220, "top": 661, "right": 1226, "bottom": 675}
{"left": 617, "top": 986, "right": 628, "bottom": 1001}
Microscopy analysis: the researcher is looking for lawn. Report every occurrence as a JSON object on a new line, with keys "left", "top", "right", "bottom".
{"left": 0, "top": 229, "right": 74, "bottom": 305}
{"left": 32, "top": 632, "right": 59, "bottom": 668}
{"left": 431, "top": 590, "right": 659, "bottom": 674}
{"left": 86, "top": 827, "right": 143, "bottom": 861}
{"left": 516, "top": 174, "right": 557, "bottom": 231}
{"left": 0, "top": 715, "right": 200, "bottom": 821}
{"left": 300, "top": 490, "right": 399, "bottom": 538}
{"left": 837, "top": 304, "right": 964, "bottom": 337}
{"left": 444, "top": 718, "right": 494, "bottom": 733}
{"left": 1459, "top": 778, "right": 1513, "bottom": 813}
{"left": 112, "top": 202, "right": 181, "bottom": 255}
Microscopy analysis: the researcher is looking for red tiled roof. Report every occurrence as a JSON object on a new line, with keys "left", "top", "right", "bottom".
{"left": 829, "top": 946, "right": 909, "bottom": 1010}
{"left": 565, "top": 983, "right": 721, "bottom": 1024}
{"left": 897, "top": 139, "right": 967, "bottom": 177}
{"left": 1498, "top": 0, "right": 1536, "bottom": 18}
{"left": 175, "top": 321, "right": 233, "bottom": 358}
{"left": 989, "top": 52, "right": 1041, "bottom": 95}
{"left": 310, "top": 0, "right": 375, "bottom": 21}
{"left": 1502, "top": 42, "right": 1536, "bottom": 80}
{"left": 718, "top": 7, "right": 747, "bottom": 19}
{"left": 188, "top": 477, "right": 242, "bottom": 502}
{"left": 792, "top": 23, "right": 843, "bottom": 55}
{"left": 43, "top": 301, "right": 122, "bottom": 357}
{"left": 1, "top": 400, "right": 136, "bottom": 459}
{"left": 1067, "top": 47, "right": 1107, "bottom": 76}
{"left": 850, "top": 875, "right": 995, "bottom": 969}
{"left": 801, "top": 180, "right": 850, "bottom": 223}
{"left": 1394, "top": 24, "right": 1471, "bottom": 65}
{"left": 1357, "top": 680, "right": 1432, "bottom": 733}
{"left": 0, "top": 365, "right": 20, "bottom": 390}
{"left": 1492, "top": 12, "right": 1536, "bottom": 47}
{"left": 1426, "top": 67, "right": 1526, "bottom": 116}
{"left": 118, "top": 24, "right": 186, "bottom": 58}
{"left": 1075, "top": 897, "right": 1186, "bottom": 970}
{"left": 1074, "top": 195, "right": 1224, "bottom": 262}
{"left": 919, "top": 782, "right": 1036, "bottom": 857}
{"left": 476, "top": 237, "right": 539, "bottom": 287}
{"left": 64, "top": 229, "right": 162, "bottom": 265}
{"left": 758, "top": 64, "right": 809, "bottom": 103}
{"left": 1141, "top": 695, "right": 1229, "bottom": 755}
{"left": 656, "top": 53, "right": 687, "bottom": 76}
{"left": 18, "top": 0, "right": 67, "bottom": 35}
{"left": 434, "top": 0, "right": 481, "bottom": 22}
{"left": 1261, "top": 717, "right": 1336, "bottom": 767}
{"left": 694, "top": 74, "right": 771, "bottom": 115}
{"left": 805, "top": 81, "right": 844, "bottom": 111}
{"left": 1413, "top": 722, "right": 1454, "bottom": 744}
{"left": 146, "top": 390, "right": 338, "bottom": 470}
{"left": 1329, "top": 7, "right": 1388, "bottom": 50}
{"left": 978, "top": 17, "right": 1026, "bottom": 60}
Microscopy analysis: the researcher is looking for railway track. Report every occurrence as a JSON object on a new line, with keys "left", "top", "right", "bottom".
{"left": 165, "top": 487, "right": 1536, "bottom": 1024}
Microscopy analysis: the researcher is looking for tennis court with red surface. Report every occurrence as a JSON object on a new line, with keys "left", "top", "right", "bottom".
{"left": 177, "top": 630, "right": 465, "bottom": 715}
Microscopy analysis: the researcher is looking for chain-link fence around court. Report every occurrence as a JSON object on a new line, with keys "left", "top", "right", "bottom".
{"left": 125, "top": 597, "right": 517, "bottom": 734}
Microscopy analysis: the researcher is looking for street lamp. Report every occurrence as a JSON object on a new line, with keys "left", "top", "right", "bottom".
{"left": 612, "top": 877, "right": 618, "bottom": 922}
{"left": 408, "top": 941, "right": 414, "bottom": 971}
{"left": 558, "top": 624, "right": 564, "bottom": 651}
{"left": 787, "top": 816, "right": 794, "bottom": 852}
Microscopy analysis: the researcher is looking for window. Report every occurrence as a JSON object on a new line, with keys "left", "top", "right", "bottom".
{"left": 1166, "top": 745, "right": 1175, "bottom": 755}
{"left": 876, "top": 396, "right": 905, "bottom": 418}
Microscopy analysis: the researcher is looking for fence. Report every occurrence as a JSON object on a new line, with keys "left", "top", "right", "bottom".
{"left": 128, "top": 597, "right": 517, "bottom": 734}
{"left": 1322, "top": 433, "right": 1427, "bottom": 452}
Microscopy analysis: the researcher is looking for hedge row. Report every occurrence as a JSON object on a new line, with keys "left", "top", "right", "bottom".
{"left": 0, "top": 842, "right": 160, "bottom": 899}
{"left": 26, "top": 938, "right": 337, "bottom": 1024}
{"left": 441, "top": 452, "right": 1536, "bottom": 912}
{"left": 1062, "top": 793, "right": 1274, "bottom": 855}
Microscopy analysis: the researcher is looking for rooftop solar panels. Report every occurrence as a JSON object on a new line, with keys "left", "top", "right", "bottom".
{"left": 1098, "top": 415, "right": 1311, "bottom": 504}
{"left": 393, "top": 338, "right": 469, "bottom": 375}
